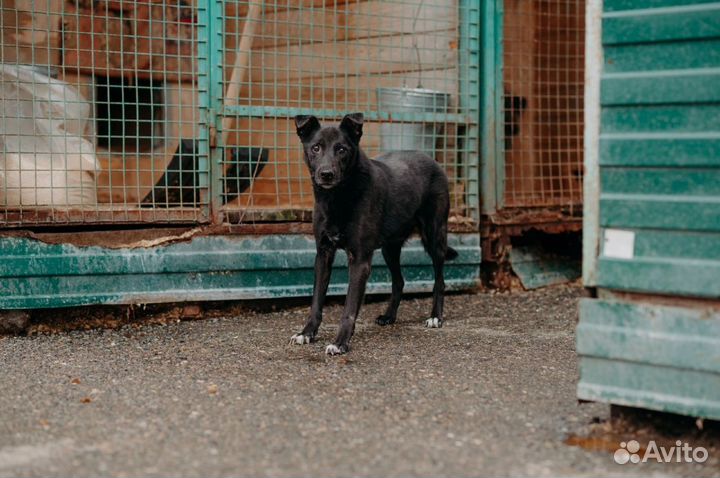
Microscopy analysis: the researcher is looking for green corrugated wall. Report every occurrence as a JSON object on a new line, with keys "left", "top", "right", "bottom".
{"left": 578, "top": 0, "right": 720, "bottom": 419}
{"left": 0, "top": 234, "right": 481, "bottom": 309}
{"left": 597, "top": 0, "right": 720, "bottom": 297}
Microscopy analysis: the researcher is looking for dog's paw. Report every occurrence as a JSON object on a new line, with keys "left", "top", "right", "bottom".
{"left": 425, "top": 317, "right": 442, "bottom": 328}
{"left": 375, "top": 314, "right": 396, "bottom": 326}
{"left": 290, "top": 333, "right": 313, "bottom": 345}
{"left": 325, "top": 344, "right": 349, "bottom": 355}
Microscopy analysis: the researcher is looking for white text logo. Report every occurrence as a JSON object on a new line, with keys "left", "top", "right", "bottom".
{"left": 614, "top": 440, "right": 708, "bottom": 465}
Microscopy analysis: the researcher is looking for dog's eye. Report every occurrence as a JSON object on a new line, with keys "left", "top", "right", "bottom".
{"left": 337, "top": 146, "right": 347, "bottom": 156}
{"left": 311, "top": 144, "right": 321, "bottom": 154}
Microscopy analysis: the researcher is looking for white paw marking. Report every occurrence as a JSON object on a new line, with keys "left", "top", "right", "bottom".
{"left": 425, "top": 317, "right": 442, "bottom": 328}
{"left": 290, "top": 333, "right": 311, "bottom": 345}
{"left": 325, "top": 344, "right": 343, "bottom": 355}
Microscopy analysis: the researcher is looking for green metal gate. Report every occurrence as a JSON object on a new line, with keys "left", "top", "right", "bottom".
{"left": 578, "top": 0, "right": 720, "bottom": 419}
{"left": 0, "top": 0, "right": 483, "bottom": 309}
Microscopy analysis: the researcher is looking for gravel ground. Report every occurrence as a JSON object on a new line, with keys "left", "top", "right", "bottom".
{"left": 0, "top": 286, "right": 718, "bottom": 477}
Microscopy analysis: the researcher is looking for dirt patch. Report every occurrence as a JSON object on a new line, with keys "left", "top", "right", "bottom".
{"left": 566, "top": 406, "right": 720, "bottom": 465}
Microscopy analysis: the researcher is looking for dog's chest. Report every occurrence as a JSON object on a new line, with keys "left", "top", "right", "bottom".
{"left": 323, "top": 227, "right": 347, "bottom": 249}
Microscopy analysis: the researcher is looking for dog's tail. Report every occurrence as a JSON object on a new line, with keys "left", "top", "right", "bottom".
{"left": 445, "top": 246, "right": 459, "bottom": 261}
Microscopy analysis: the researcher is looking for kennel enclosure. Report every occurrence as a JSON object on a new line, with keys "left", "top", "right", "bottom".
{"left": 0, "top": 0, "right": 484, "bottom": 308}
{"left": 0, "top": 0, "right": 586, "bottom": 308}
{"left": 479, "top": 0, "right": 586, "bottom": 288}
{"left": 578, "top": 0, "right": 720, "bottom": 419}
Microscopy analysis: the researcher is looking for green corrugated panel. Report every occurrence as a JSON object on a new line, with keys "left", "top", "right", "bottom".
{"left": 604, "top": 40, "right": 720, "bottom": 73}
{"left": 604, "top": 0, "right": 719, "bottom": 13}
{"left": 479, "top": 0, "right": 503, "bottom": 214}
{"left": 603, "top": 3, "right": 720, "bottom": 45}
{"left": 508, "top": 246, "right": 581, "bottom": 290}
{"left": 577, "top": 298, "right": 720, "bottom": 419}
{"left": 578, "top": 0, "right": 720, "bottom": 419}
{"left": 597, "top": 227, "right": 720, "bottom": 297}
{"left": 595, "top": 0, "right": 720, "bottom": 297}
{"left": 0, "top": 234, "right": 481, "bottom": 309}
{"left": 601, "top": 69, "right": 720, "bottom": 106}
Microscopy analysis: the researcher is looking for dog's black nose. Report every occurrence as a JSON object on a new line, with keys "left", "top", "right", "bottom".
{"left": 319, "top": 170, "right": 334, "bottom": 182}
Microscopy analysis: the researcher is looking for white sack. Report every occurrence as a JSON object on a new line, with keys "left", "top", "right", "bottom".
{"left": 0, "top": 64, "right": 99, "bottom": 206}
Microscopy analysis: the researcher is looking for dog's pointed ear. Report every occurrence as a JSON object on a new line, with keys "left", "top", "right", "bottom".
{"left": 294, "top": 115, "right": 321, "bottom": 142}
{"left": 340, "top": 113, "right": 364, "bottom": 144}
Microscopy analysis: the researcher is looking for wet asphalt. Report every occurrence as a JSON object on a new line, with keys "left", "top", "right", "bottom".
{"left": 1, "top": 286, "right": 718, "bottom": 477}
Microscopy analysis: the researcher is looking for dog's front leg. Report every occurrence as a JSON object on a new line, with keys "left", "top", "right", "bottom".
{"left": 325, "top": 257, "right": 372, "bottom": 355}
{"left": 290, "top": 246, "right": 336, "bottom": 345}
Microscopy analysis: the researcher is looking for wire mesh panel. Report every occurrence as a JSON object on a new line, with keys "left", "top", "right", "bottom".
{"left": 503, "top": 0, "right": 584, "bottom": 209}
{"left": 0, "top": 0, "right": 209, "bottom": 225}
{"left": 218, "top": 0, "right": 480, "bottom": 225}
{"left": 0, "top": 0, "right": 479, "bottom": 227}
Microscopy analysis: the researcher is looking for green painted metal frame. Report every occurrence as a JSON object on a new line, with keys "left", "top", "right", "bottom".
{"left": 479, "top": 0, "right": 504, "bottom": 215}
{"left": 208, "top": 0, "right": 225, "bottom": 222}
{"left": 195, "top": 0, "right": 212, "bottom": 218}
{"left": 459, "top": 0, "right": 482, "bottom": 221}
{"left": 582, "top": 0, "right": 602, "bottom": 287}
{"left": 0, "top": 233, "right": 480, "bottom": 309}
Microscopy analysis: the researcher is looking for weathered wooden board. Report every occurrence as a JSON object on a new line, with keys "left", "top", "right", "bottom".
{"left": 62, "top": 0, "right": 196, "bottom": 80}
{"left": 226, "top": 0, "right": 456, "bottom": 51}
{"left": 242, "top": 30, "right": 456, "bottom": 84}
{"left": 225, "top": 0, "right": 354, "bottom": 19}
{"left": 235, "top": 68, "right": 459, "bottom": 110}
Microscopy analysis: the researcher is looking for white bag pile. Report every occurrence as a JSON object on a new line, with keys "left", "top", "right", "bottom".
{"left": 0, "top": 64, "right": 99, "bottom": 206}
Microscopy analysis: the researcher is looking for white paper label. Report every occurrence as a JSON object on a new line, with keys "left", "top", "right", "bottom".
{"left": 603, "top": 229, "right": 635, "bottom": 259}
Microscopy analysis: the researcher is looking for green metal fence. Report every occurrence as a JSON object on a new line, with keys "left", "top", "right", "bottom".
{"left": 0, "top": 0, "right": 483, "bottom": 309}
{"left": 214, "top": 0, "right": 481, "bottom": 225}
{"left": 1, "top": 0, "right": 210, "bottom": 224}
{"left": 0, "top": 0, "right": 481, "bottom": 227}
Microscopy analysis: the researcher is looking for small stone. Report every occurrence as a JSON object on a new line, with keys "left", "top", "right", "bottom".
{"left": 0, "top": 310, "right": 30, "bottom": 335}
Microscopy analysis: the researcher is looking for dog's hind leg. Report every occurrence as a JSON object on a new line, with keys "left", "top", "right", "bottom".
{"left": 426, "top": 250, "right": 446, "bottom": 328}
{"left": 326, "top": 256, "right": 372, "bottom": 355}
{"left": 420, "top": 203, "right": 449, "bottom": 329}
{"left": 376, "top": 243, "right": 404, "bottom": 326}
{"left": 291, "top": 247, "right": 336, "bottom": 345}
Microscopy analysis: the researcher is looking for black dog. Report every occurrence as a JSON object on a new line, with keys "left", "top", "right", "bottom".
{"left": 290, "top": 113, "right": 457, "bottom": 355}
